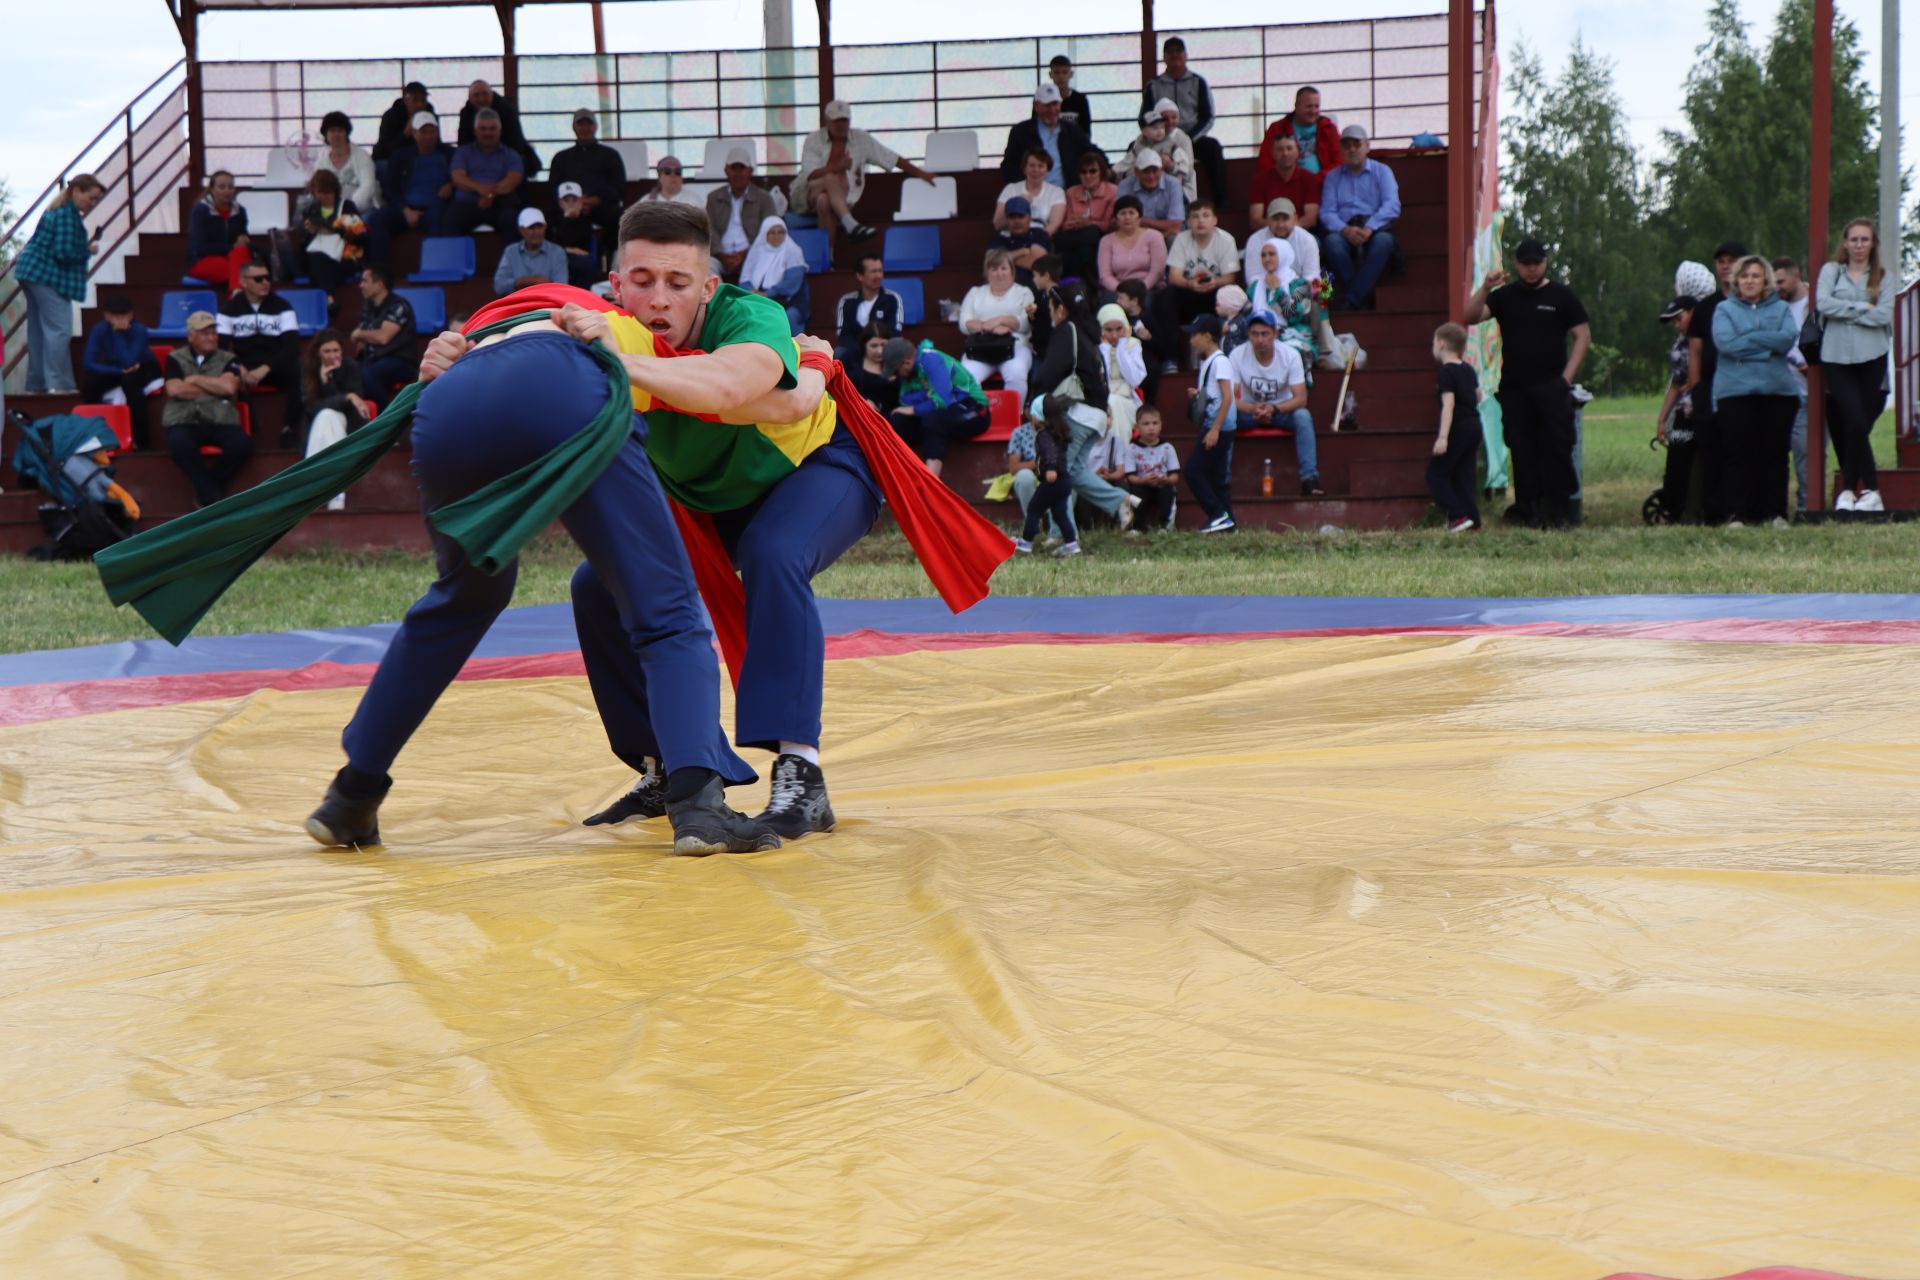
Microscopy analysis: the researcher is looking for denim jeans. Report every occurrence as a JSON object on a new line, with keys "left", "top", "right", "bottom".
{"left": 1323, "top": 227, "right": 1397, "bottom": 308}
{"left": 1232, "top": 407, "right": 1317, "bottom": 482}
{"left": 22, "top": 279, "right": 76, "bottom": 392}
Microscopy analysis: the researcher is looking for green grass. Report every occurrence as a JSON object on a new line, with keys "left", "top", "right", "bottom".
{"left": 1, "top": 397, "right": 1909, "bottom": 656}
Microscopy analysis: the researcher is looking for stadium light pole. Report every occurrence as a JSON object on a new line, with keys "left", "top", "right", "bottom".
{"left": 1881, "top": 0, "right": 1900, "bottom": 280}
{"left": 1808, "top": 0, "right": 1832, "bottom": 513}
{"left": 1446, "top": 0, "right": 1473, "bottom": 325}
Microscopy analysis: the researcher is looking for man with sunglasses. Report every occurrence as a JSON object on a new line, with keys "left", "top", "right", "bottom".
{"left": 218, "top": 260, "right": 304, "bottom": 443}
{"left": 640, "top": 155, "right": 701, "bottom": 207}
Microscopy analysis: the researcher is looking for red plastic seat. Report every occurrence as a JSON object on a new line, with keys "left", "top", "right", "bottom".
{"left": 1237, "top": 425, "right": 1295, "bottom": 439}
{"left": 198, "top": 403, "right": 252, "bottom": 458}
{"left": 70, "top": 403, "right": 133, "bottom": 452}
{"left": 980, "top": 389, "right": 1023, "bottom": 444}
{"left": 149, "top": 345, "right": 175, "bottom": 381}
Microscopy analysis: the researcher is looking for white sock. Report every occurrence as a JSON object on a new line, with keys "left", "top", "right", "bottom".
{"left": 778, "top": 741, "right": 820, "bottom": 765}
{"left": 640, "top": 756, "right": 660, "bottom": 782}
{"left": 839, "top": 213, "right": 859, "bottom": 233}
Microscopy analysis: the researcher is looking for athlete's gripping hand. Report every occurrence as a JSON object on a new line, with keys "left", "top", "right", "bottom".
{"left": 558, "top": 302, "right": 613, "bottom": 348}
{"left": 419, "top": 329, "right": 472, "bottom": 384}
{"left": 793, "top": 334, "right": 834, "bottom": 358}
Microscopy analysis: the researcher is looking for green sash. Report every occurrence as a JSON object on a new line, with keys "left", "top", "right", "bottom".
{"left": 94, "top": 311, "right": 632, "bottom": 645}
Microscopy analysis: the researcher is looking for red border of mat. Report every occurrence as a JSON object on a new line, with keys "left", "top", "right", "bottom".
{"left": 9, "top": 618, "right": 1920, "bottom": 728}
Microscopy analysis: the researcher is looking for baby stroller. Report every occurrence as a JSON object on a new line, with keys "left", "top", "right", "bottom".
{"left": 6, "top": 410, "right": 141, "bottom": 560}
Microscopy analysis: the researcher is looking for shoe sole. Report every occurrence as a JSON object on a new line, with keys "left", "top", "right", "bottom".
{"left": 757, "top": 806, "right": 837, "bottom": 840}
{"left": 673, "top": 830, "right": 783, "bottom": 856}
{"left": 305, "top": 816, "right": 380, "bottom": 849}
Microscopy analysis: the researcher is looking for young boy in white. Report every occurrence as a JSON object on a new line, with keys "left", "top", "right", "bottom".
{"left": 1229, "top": 309, "right": 1322, "bottom": 495}
{"left": 1124, "top": 405, "right": 1180, "bottom": 532}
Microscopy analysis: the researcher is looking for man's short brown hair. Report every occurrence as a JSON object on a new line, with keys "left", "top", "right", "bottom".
{"left": 617, "top": 200, "right": 710, "bottom": 253}
{"left": 1434, "top": 322, "right": 1469, "bottom": 354}
{"left": 1770, "top": 255, "right": 1802, "bottom": 274}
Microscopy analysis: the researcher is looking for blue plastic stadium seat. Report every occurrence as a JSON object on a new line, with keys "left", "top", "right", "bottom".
{"left": 277, "top": 288, "right": 329, "bottom": 335}
{"left": 790, "top": 227, "right": 831, "bottom": 275}
{"left": 150, "top": 289, "right": 218, "bottom": 339}
{"left": 889, "top": 277, "right": 925, "bottom": 326}
{"left": 409, "top": 236, "right": 478, "bottom": 283}
{"left": 394, "top": 286, "right": 448, "bottom": 334}
{"left": 883, "top": 225, "right": 941, "bottom": 273}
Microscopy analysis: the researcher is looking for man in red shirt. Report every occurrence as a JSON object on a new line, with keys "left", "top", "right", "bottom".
{"left": 1247, "top": 133, "right": 1322, "bottom": 232}
{"left": 1258, "top": 86, "right": 1342, "bottom": 178}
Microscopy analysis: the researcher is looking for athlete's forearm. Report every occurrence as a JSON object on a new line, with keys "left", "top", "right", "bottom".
{"left": 720, "top": 366, "right": 825, "bottom": 425}
{"left": 621, "top": 342, "right": 786, "bottom": 415}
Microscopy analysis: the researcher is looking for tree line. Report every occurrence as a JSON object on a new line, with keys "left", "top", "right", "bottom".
{"left": 1501, "top": 0, "right": 1914, "bottom": 394}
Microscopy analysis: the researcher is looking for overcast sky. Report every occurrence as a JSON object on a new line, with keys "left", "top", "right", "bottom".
{"left": 1, "top": 0, "right": 1912, "bottom": 218}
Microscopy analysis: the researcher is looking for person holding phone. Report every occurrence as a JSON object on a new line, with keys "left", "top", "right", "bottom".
{"left": 1150, "top": 200, "right": 1238, "bottom": 375}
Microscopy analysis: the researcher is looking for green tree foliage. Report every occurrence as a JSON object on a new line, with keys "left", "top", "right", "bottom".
{"left": 1503, "top": 0, "right": 1901, "bottom": 393}
{"left": 1503, "top": 39, "right": 1665, "bottom": 393}
{"left": 1655, "top": 0, "right": 1880, "bottom": 267}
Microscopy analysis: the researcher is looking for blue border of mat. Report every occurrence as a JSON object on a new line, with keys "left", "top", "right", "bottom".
{"left": 6, "top": 594, "right": 1920, "bottom": 690}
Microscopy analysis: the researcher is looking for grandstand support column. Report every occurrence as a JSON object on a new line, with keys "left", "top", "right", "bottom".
{"left": 1140, "top": 0, "right": 1157, "bottom": 87}
{"left": 1807, "top": 0, "right": 1832, "bottom": 513}
{"left": 495, "top": 0, "right": 520, "bottom": 101}
{"left": 1446, "top": 0, "right": 1473, "bottom": 325}
{"left": 171, "top": 0, "right": 205, "bottom": 191}
{"left": 1880, "top": 0, "right": 1900, "bottom": 280}
{"left": 815, "top": 0, "right": 834, "bottom": 116}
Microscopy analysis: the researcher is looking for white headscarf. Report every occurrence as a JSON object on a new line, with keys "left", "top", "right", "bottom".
{"left": 1258, "top": 236, "right": 1297, "bottom": 290}
{"left": 1674, "top": 260, "right": 1715, "bottom": 301}
{"left": 740, "top": 217, "right": 807, "bottom": 293}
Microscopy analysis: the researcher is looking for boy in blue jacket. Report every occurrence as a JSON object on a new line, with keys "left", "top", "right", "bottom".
{"left": 82, "top": 294, "right": 164, "bottom": 440}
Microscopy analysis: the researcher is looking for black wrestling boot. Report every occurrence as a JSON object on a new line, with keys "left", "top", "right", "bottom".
{"left": 668, "top": 776, "right": 782, "bottom": 856}
{"left": 305, "top": 766, "right": 391, "bottom": 848}
{"left": 583, "top": 768, "right": 667, "bottom": 826}
{"left": 753, "top": 754, "right": 836, "bottom": 839}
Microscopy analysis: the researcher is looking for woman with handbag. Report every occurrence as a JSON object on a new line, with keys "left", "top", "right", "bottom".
{"left": 959, "top": 249, "right": 1036, "bottom": 402}
{"left": 1029, "top": 284, "right": 1140, "bottom": 532}
{"left": 1815, "top": 217, "right": 1897, "bottom": 513}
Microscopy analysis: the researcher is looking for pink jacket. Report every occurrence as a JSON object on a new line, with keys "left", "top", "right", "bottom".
{"left": 1098, "top": 230, "right": 1167, "bottom": 291}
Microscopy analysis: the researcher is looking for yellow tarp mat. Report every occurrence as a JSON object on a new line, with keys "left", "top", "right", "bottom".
{"left": 3, "top": 634, "right": 1919, "bottom": 1278}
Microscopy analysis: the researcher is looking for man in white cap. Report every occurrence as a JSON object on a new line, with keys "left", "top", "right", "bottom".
{"left": 1114, "top": 150, "right": 1186, "bottom": 239}
{"left": 549, "top": 181, "right": 604, "bottom": 286}
{"left": 1000, "top": 81, "right": 1096, "bottom": 185}
{"left": 386, "top": 110, "right": 455, "bottom": 232}
{"left": 795, "top": 99, "right": 935, "bottom": 250}
{"left": 705, "top": 145, "right": 775, "bottom": 278}
{"left": 1242, "top": 197, "right": 1320, "bottom": 291}
{"left": 491, "top": 206, "right": 569, "bottom": 295}
{"left": 548, "top": 107, "right": 627, "bottom": 243}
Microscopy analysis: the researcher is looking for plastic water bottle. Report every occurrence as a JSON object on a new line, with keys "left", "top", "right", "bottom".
{"left": 1261, "top": 458, "right": 1274, "bottom": 498}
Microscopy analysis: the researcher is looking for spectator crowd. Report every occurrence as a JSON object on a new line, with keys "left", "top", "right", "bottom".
{"left": 5, "top": 50, "right": 1899, "bottom": 539}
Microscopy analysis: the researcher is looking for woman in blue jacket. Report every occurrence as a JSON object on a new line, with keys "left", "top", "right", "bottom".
{"left": 1710, "top": 254, "right": 1799, "bottom": 527}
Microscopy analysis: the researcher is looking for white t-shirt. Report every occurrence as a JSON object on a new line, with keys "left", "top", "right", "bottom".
{"left": 1168, "top": 229, "right": 1240, "bottom": 286}
{"left": 1127, "top": 441, "right": 1181, "bottom": 478}
{"left": 1195, "top": 348, "right": 1235, "bottom": 427}
{"left": 1244, "top": 226, "right": 1320, "bottom": 286}
{"left": 996, "top": 180, "right": 1066, "bottom": 226}
{"left": 1088, "top": 431, "right": 1130, "bottom": 475}
{"left": 722, "top": 192, "right": 750, "bottom": 253}
{"left": 1229, "top": 342, "right": 1307, "bottom": 407}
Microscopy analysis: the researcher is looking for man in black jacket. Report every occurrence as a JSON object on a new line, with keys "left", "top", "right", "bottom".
{"left": 458, "top": 80, "right": 541, "bottom": 177}
{"left": 1000, "top": 83, "right": 1096, "bottom": 185}
{"left": 217, "top": 261, "right": 304, "bottom": 444}
{"left": 832, "top": 254, "right": 905, "bottom": 360}
{"left": 373, "top": 82, "right": 434, "bottom": 163}
{"left": 547, "top": 108, "right": 627, "bottom": 243}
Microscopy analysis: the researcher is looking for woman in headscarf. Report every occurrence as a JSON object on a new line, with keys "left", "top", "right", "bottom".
{"left": 1257, "top": 240, "right": 1318, "bottom": 371}
{"left": 739, "top": 216, "right": 810, "bottom": 336}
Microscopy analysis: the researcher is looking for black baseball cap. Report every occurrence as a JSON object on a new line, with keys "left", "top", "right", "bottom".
{"left": 1181, "top": 314, "right": 1222, "bottom": 337}
{"left": 1714, "top": 239, "right": 1747, "bottom": 260}
{"left": 404, "top": 80, "right": 429, "bottom": 97}
{"left": 1514, "top": 238, "right": 1548, "bottom": 263}
{"left": 101, "top": 292, "right": 132, "bottom": 314}
{"left": 1657, "top": 294, "right": 1694, "bottom": 321}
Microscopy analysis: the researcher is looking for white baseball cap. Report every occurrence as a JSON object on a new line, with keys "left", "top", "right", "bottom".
{"left": 725, "top": 144, "right": 754, "bottom": 168}
{"left": 556, "top": 181, "right": 584, "bottom": 199}
{"left": 410, "top": 111, "right": 438, "bottom": 131}
{"left": 1134, "top": 150, "right": 1163, "bottom": 170}
{"left": 517, "top": 207, "right": 546, "bottom": 227}
{"left": 823, "top": 99, "right": 852, "bottom": 121}
{"left": 1034, "top": 83, "right": 1063, "bottom": 105}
